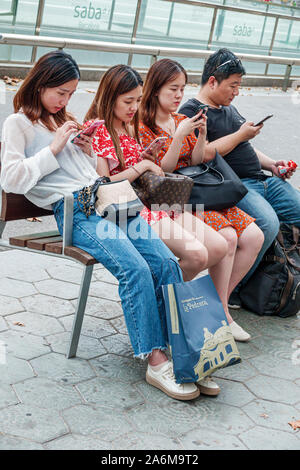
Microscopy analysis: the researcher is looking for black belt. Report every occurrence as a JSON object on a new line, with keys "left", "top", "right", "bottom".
{"left": 251, "top": 172, "right": 270, "bottom": 181}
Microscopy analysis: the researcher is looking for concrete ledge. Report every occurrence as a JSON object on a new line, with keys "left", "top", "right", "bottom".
{"left": 0, "top": 63, "right": 296, "bottom": 88}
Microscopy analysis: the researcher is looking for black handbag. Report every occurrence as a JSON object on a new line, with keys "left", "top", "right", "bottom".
{"left": 175, "top": 151, "right": 248, "bottom": 211}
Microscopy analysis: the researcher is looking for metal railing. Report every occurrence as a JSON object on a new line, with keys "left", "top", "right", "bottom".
{"left": 1, "top": 32, "right": 300, "bottom": 90}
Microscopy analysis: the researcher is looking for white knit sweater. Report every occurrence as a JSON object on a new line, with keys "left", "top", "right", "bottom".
{"left": 1, "top": 112, "right": 99, "bottom": 209}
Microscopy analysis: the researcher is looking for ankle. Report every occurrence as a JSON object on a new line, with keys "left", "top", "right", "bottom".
{"left": 148, "top": 349, "right": 168, "bottom": 367}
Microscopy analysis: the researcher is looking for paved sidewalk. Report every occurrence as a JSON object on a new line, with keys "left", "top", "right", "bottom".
{"left": 0, "top": 244, "right": 299, "bottom": 450}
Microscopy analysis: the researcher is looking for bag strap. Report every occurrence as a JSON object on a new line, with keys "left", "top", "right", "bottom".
{"left": 293, "top": 225, "right": 299, "bottom": 245}
{"left": 276, "top": 226, "right": 300, "bottom": 271}
{"left": 265, "top": 255, "right": 285, "bottom": 264}
{"left": 193, "top": 166, "right": 224, "bottom": 186}
{"left": 274, "top": 267, "right": 294, "bottom": 314}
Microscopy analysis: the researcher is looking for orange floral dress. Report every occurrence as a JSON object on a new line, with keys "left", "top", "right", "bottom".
{"left": 85, "top": 121, "right": 170, "bottom": 226}
{"left": 139, "top": 113, "right": 255, "bottom": 237}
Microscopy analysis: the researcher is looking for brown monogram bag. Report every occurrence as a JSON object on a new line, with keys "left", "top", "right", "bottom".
{"left": 132, "top": 170, "right": 194, "bottom": 211}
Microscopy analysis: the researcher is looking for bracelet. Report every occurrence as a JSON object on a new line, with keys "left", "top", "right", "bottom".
{"left": 131, "top": 165, "right": 141, "bottom": 176}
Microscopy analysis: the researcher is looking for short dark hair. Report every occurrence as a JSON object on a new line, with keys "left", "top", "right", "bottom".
{"left": 201, "top": 48, "right": 246, "bottom": 85}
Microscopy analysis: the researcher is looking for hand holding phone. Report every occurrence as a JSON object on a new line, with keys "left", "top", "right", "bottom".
{"left": 140, "top": 137, "right": 168, "bottom": 161}
{"left": 197, "top": 103, "right": 209, "bottom": 116}
{"left": 254, "top": 114, "right": 273, "bottom": 127}
{"left": 71, "top": 120, "right": 104, "bottom": 143}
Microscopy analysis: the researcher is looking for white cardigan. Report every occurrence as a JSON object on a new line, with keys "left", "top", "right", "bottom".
{"left": 1, "top": 112, "right": 99, "bottom": 209}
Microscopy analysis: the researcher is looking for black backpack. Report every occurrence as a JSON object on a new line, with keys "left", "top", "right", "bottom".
{"left": 239, "top": 224, "right": 300, "bottom": 317}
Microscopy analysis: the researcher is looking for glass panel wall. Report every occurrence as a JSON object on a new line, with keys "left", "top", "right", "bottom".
{"left": 0, "top": 0, "right": 299, "bottom": 77}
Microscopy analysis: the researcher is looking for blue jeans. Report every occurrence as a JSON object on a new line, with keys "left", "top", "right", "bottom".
{"left": 52, "top": 192, "right": 182, "bottom": 358}
{"left": 237, "top": 175, "right": 300, "bottom": 283}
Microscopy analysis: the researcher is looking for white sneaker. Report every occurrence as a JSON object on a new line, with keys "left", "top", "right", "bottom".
{"left": 230, "top": 321, "right": 251, "bottom": 342}
{"left": 198, "top": 377, "right": 220, "bottom": 396}
{"left": 146, "top": 361, "right": 200, "bottom": 401}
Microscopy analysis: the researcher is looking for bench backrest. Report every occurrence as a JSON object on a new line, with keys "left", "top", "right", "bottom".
{"left": 0, "top": 142, "right": 53, "bottom": 221}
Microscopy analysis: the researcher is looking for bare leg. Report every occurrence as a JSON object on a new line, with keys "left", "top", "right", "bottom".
{"left": 227, "top": 223, "right": 264, "bottom": 298}
{"left": 148, "top": 349, "right": 168, "bottom": 366}
{"left": 151, "top": 216, "right": 209, "bottom": 281}
{"left": 207, "top": 226, "right": 238, "bottom": 324}
{"left": 173, "top": 212, "right": 234, "bottom": 322}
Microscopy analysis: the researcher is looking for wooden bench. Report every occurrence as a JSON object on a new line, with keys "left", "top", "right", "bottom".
{"left": 0, "top": 144, "right": 98, "bottom": 358}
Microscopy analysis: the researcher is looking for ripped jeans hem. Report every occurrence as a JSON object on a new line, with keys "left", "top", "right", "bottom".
{"left": 134, "top": 345, "right": 169, "bottom": 361}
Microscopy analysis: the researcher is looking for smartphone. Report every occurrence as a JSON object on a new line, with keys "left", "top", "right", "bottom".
{"left": 254, "top": 114, "right": 273, "bottom": 127}
{"left": 197, "top": 103, "right": 209, "bottom": 115}
{"left": 71, "top": 119, "right": 104, "bottom": 143}
{"left": 142, "top": 136, "right": 168, "bottom": 154}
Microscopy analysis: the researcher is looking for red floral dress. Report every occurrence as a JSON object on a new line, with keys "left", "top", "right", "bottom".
{"left": 85, "top": 121, "right": 170, "bottom": 226}
{"left": 139, "top": 114, "right": 255, "bottom": 237}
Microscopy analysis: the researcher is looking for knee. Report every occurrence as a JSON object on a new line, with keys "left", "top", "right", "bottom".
{"left": 185, "top": 246, "right": 208, "bottom": 278}
{"left": 239, "top": 223, "right": 265, "bottom": 254}
{"left": 254, "top": 226, "right": 265, "bottom": 252}
{"left": 221, "top": 228, "right": 238, "bottom": 255}
{"left": 213, "top": 236, "right": 228, "bottom": 261}
{"left": 258, "top": 214, "right": 280, "bottom": 244}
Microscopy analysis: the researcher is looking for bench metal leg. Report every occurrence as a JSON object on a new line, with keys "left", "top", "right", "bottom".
{"left": 0, "top": 220, "right": 6, "bottom": 238}
{"left": 67, "top": 264, "right": 94, "bottom": 358}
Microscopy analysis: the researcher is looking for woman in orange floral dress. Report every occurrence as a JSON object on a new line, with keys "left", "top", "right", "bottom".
{"left": 139, "top": 58, "right": 264, "bottom": 342}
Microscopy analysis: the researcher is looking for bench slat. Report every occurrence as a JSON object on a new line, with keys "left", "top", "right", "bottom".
{"left": 27, "top": 236, "right": 63, "bottom": 251}
{"left": 45, "top": 241, "right": 63, "bottom": 255}
{"left": 64, "top": 246, "right": 98, "bottom": 266}
{"left": 9, "top": 230, "right": 60, "bottom": 247}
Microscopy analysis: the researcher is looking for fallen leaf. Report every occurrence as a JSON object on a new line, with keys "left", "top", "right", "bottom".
{"left": 3, "top": 76, "right": 21, "bottom": 85}
{"left": 26, "top": 217, "right": 42, "bottom": 222}
{"left": 260, "top": 413, "right": 269, "bottom": 419}
{"left": 288, "top": 420, "right": 300, "bottom": 430}
{"left": 13, "top": 321, "right": 25, "bottom": 327}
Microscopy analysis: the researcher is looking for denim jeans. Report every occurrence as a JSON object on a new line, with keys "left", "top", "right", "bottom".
{"left": 52, "top": 192, "right": 182, "bottom": 358}
{"left": 236, "top": 175, "right": 300, "bottom": 283}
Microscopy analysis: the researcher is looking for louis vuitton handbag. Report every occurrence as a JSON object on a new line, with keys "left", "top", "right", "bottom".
{"left": 132, "top": 170, "right": 194, "bottom": 211}
{"left": 162, "top": 272, "right": 241, "bottom": 384}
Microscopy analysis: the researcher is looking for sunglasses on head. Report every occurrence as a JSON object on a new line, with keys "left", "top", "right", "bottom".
{"left": 213, "top": 58, "right": 242, "bottom": 74}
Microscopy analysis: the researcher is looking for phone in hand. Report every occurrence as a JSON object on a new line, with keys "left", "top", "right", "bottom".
{"left": 254, "top": 114, "right": 273, "bottom": 127}
{"left": 197, "top": 103, "right": 209, "bottom": 116}
{"left": 142, "top": 137, "right": 168, "bottom": 155}
{"left": 71, "top": 120, "right": 104, "bottom": 143}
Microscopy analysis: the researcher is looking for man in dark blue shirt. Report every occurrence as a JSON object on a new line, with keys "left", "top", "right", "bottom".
{"left": 179, "top": 48, "right": 300, "bottom": 306}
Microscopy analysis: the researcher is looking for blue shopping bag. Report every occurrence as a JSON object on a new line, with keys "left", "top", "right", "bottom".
{"left": 162, "top": 274, "right": 241, "bottom": 384}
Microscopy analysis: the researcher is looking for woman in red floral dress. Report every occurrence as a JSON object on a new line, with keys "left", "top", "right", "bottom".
{"left": 139, "top": 58, "right": 264, "bottom": 342}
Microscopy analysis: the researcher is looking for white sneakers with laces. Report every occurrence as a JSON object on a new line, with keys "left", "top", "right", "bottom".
{"left": 198, "top": 377, "right": 220, "bottom": 396}
{"left": 146, "top": 361, "right": 200, "bottom": 401}
{"left": 230, "top": 320, "right": 251, "bottom": 342}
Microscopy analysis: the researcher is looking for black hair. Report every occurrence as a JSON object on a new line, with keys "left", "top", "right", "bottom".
{"left": 201, "top": 48, "right": 246, "bottom": 85}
